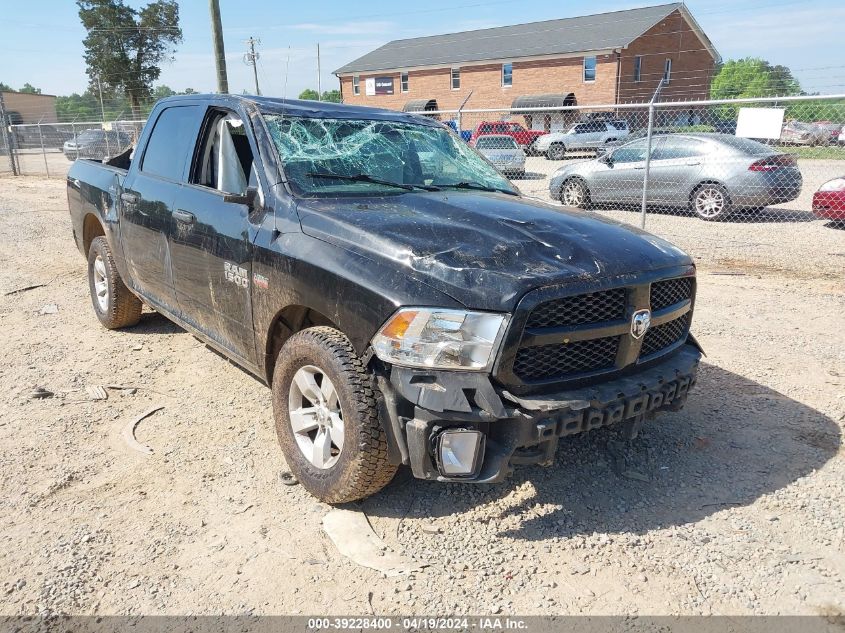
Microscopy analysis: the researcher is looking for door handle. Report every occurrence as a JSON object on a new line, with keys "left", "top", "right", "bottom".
{"left": 173, "top": 209, "right": 196, "bottom": 224}
{"left": 685, "top": 162, "right": 702, "bottom": 166}
{"left": 120, "top": 192, "right": 138, "bottom": 204}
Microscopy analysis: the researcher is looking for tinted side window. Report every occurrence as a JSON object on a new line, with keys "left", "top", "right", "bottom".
{"left": 573, "top": 124, "right": 589, "bottom": 134}
{"left": 612, "top": 139, "right": 649, "bottom": 163}
{"left": 652, "top": 138, "right": 708, "bottom": 160}
{"left": 141, "top": 105, "right": 202, "bottom": 181}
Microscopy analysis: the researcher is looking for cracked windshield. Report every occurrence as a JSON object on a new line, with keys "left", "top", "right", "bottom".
{"left": 263, "top": 115, "right": 516, "bottom": 196}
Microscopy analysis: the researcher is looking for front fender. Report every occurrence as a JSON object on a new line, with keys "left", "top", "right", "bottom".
{"left": 250, "top": 228, "right": 463, "bottom": 380}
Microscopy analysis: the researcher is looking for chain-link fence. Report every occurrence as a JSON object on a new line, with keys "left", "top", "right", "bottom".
{"left": 0, "top": 118, "right": 144, "bottom": 178}
{"left": 438, "top": 94, "right": 845, "bottom": 276}
{"left": 2, "top": 94, "right": 843, "bottom": 276}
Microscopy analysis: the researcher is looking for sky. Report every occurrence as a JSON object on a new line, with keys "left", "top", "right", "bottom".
{"left": 0, "top": 0, "right": 843, "bottom": 100}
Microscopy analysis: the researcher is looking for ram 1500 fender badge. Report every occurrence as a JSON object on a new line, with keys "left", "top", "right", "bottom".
{"left": 631, "top": 309, "right": 651, "bottom": 339}
{"left": 224, "top": 262, "right": 249, "bottom": 288}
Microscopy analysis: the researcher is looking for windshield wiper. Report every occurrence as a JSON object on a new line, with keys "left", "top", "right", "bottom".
{"left": 438, "top": 182, "right": 518, "bottom": 196}
{"left": 306, "top": 172, "right": 440, "bottom": 192}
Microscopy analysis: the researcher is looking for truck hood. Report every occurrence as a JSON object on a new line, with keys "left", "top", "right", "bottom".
{"left": 296, "top": 191, "right": 692, "bottom": 311}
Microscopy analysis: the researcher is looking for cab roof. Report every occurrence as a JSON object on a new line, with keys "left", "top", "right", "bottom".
{"left": 157, "top": 93, "right": 444, "bottom": 126}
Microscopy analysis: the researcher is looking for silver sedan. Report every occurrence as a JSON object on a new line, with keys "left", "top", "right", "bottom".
{"left": 470, "top": 134, "right": 526, "bottom": 177}
{"left": 549, "top": 133, "right": 802, "bottom": 220}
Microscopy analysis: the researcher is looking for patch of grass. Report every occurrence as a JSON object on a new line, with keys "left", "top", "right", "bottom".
{"left": 780, "top": 145, "right": 845, "bottom": 160}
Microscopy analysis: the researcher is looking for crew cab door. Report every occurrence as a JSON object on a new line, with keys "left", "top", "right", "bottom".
{"left": 593, "top": 138, "right": 659, "bottom": 204}
{"left": 646, "top": 137, "right": 707, "bottom": 204}
{"left": 120, "top": 105, "right": 204, "bottom": 314}
{"left": 168, "top": 107, "right": 260, "bottom": 365}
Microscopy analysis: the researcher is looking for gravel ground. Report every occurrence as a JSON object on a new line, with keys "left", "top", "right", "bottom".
{"left": 0, "top": 176, "right": 843, "bottom": 617}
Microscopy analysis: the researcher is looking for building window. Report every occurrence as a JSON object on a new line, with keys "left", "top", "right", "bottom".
{"left": 583, "top": 56, "right": 596, "bottom": 82}
{"left": 663, "top": 59, "right": 672, "bottom": 84}
{"left": 502, "top": 63, "right": 513, "bottom": 87}
{"left": 633, "top": 56, "right": 642, "bottom": 82}
{"left": 401, "top": 71, "right": 409, "bottom": 93}
{"left": 451, "top": 67, "right": 460, "bottom": 90}
{"left": 352, "top": 75, "right": 360, "bottom": 95}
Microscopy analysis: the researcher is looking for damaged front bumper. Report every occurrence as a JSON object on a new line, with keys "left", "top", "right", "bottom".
{"left": 375, "top": 343, "right": 701, "bottom": 483}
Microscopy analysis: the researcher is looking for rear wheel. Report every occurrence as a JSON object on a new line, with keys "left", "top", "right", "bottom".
{"left": 87, "top": 236, "right": 142, "bottom": 329}
{"left": 691, "top": 183, "right": 731, "bottom": 221}
{"left": 561, "top": 178, "right": 589, "bottom": 208}
{"left": 272, "top": 327, "right": 397, "bottom": 503}
{"left": 547, "top": 143, "right": 566, "bottom": 160}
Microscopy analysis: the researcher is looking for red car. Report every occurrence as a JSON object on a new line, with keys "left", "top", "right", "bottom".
{"left": 470, "top": 121, "right": 546, "bottom": 150}
{"left": 812, "top": 176, "right": 845, "bottom": 220}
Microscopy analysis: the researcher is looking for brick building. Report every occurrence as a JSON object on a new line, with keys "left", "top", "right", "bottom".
{"left": 334, "top": 3, "right": 719, "bottom": 130}
{"left": 0, "top": 91, "right": 58, "bottom": 124}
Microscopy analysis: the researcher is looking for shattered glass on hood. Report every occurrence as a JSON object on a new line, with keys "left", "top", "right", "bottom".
{"left": 263, "top": 114, "right": 516, "bottom": 197}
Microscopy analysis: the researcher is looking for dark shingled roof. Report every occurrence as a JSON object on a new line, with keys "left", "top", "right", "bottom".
{"left": 335, "top": 3, "right": 716, "bottom": 75}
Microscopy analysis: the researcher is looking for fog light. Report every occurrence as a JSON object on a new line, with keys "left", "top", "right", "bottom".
{"left": 436, "top": 429, "right": 485, "bottom": 477}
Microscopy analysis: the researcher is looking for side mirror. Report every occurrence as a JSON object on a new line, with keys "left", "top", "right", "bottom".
{"left": 599, "top": 151, "right": 612, "bottom": 164}
{"left": 223, "top": 186, "right": 259, "bottom": 208}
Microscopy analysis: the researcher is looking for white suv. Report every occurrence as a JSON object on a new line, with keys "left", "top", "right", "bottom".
{"left": 534, "top": 120, "right": 629, "bottom": 160}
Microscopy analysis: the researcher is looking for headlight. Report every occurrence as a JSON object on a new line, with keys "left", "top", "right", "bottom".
{"left": 371, "top": 308, "right": 508, "bottom": 371}
{"left": 819, "top": 178, "right": 845, "bottom": 192}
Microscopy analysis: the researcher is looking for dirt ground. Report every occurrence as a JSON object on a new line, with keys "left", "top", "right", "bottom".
{"left": 0, "top": 176, "right": 843, "bottom": 617}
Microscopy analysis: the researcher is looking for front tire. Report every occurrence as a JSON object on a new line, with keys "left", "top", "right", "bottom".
{"left": 547, "top": 143, "right": 566, "bottom": 160}
{"left": 272, "top": 327, "right": 397, "bottom": 503}
{"left": 561, "top": 178, "right": 590, "bottom": 208}
{"left": 691, "top": 183, "right": 731, "bottom": 220}
{"left": 87, "top": 236, "right": 142, "bottom": 329}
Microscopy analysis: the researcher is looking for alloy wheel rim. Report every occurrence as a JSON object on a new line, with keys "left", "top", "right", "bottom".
{"left": 563, "top": 181, "right": 584, "bottom": 206}
{"left": 93, "top": 255, "right": 109, "bottom": 312}
{"left": 695, "top": 187, "right": 725, "bottom": 218}
{"left": 288, "top": 365, "right": 344, "bottom": 469}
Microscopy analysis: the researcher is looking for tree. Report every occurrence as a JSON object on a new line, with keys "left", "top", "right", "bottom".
{"left": 298, "top": 88, "right": 320, "bottom": 101}
{"left": 19, "top": 83, "right": 42, "bottom": 94}
{"left": 321, "top": 89, "right": 341, "bottom": 103}
{"left": 152, "top": 84, "right": 176, "bottom": 99}
{"left": 0, "top": 82, "right": 11, "bottom": 92}
{"left": 77, "top": 0, "right": 182, "bottom": 118}
{"left": 711, "top": 58, "right": 801, "bottom": 101}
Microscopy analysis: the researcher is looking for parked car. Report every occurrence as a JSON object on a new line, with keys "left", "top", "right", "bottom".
{"left": 812, "top": 176, "right": 845, "bottom": 221}
{"left": 469, "top": 121, "right": 546, "bottom": 151}
{"left": 67, "top": 94, "right": 702, "bottom": 502}
{"left": 838, "top": 124, "right": 845, "bottom": 147}
{"left": 549, "top": 133, "right": 802, "bottom": 220}
{"left": 470, "top": 134, "right": 526, "bottom": 177}
{"left": 813, "top": 121, "right": 843, "bottom": 145}
{"left": 533, "top": 120, "right": 629, "bottom": 159}
{"left": 64, "top": 129, "right": 132, "bottom": 161}
{"left": 779, "top": 120, "right": 829, "bottom": 146}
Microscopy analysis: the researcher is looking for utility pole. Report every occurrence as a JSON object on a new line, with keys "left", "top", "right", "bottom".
{"left": 96, "top": 74, "right": 107, "bottom": 121}
{"left": 208, "top": 0, "right": 229, "bottom": 93}
{"left": 244, "top": 37, "right": 261, "bottom": 96}
{"left": 317, "top": 43, "right": 322, "bottom": 101}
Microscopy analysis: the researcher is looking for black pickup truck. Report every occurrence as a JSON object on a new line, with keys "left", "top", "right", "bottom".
{"left": 67, "top": 94, "right": 701, "bottom": 502}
